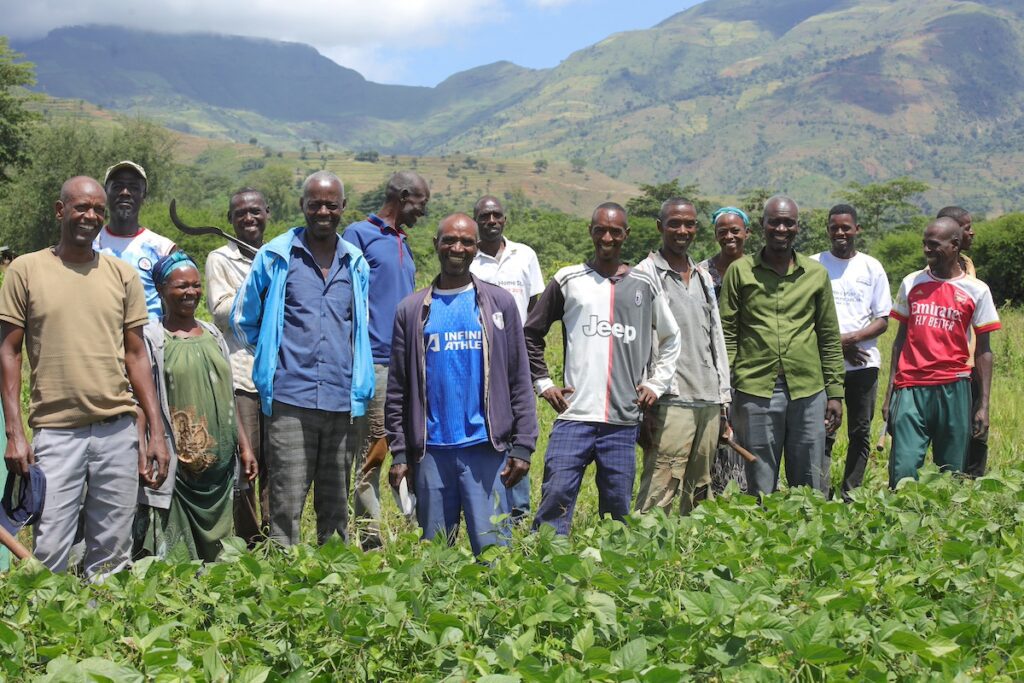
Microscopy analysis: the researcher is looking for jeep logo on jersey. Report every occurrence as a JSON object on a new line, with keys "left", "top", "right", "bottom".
{"left": 582, "top": 315, "right": 637, "bottom": 343}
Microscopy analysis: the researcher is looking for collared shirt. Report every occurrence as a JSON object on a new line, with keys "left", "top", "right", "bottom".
{"left": 469, "top": 238, "right": 545, "bottom": 324}
{"left": 635, "top": 250, "right": 730, "bottom": 406}
{"left": 341, "top": 214, "right": 415, "bottom": 364}
{"left": 94, "top": 226, "right": 176, "bottom": 319}
{"left": 273, "top": 232, "right": 354, "bottom": 412}
{"left": 205, "top": 243, "right": 257, "bottom": 394}
{"left": 719, "top": 249, "right": 844, "bottom": 401}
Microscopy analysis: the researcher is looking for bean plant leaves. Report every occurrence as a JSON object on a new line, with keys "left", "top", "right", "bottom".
{"left": 3, "top": 465, "right": 1024, "bottom": 679}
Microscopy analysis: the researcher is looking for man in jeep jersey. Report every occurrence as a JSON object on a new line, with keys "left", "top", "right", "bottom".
{"left": 525, "top": 202, "right": 680, "bottom": 535}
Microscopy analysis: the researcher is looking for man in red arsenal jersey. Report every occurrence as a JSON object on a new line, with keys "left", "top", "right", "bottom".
{"left": 882, "top": 217, "right": 1000, "bottom": 487}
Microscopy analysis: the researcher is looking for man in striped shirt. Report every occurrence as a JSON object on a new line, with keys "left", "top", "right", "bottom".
{"left": 525, "top": 203, "right": 680, "bottom": 535}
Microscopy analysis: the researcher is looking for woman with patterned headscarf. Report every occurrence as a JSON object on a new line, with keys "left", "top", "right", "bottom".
{"left": 134, "top": 252, "right": 258, "bottom": 561}
{"left": 698, "top": 207, "right": 752, "bottom": 298}
{"left": 699, "top": 208, "right": 752, "bottom": 494}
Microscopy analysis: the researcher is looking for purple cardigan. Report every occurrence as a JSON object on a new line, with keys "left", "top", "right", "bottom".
{"left": 385, "top": 276, "right": 538, "bottom": 466}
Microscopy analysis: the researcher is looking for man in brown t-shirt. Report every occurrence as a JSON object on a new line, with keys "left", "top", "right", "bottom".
{"left": 0, "top": 176, "right": 169, "bottom": 577}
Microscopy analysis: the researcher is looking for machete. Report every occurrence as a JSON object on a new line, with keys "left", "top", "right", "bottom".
{"left": 169, "top": 199, "right": 259, "bottom": 259}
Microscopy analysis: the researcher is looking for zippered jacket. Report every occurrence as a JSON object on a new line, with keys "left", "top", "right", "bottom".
{"left": 230, "top": 227, "right": 374, "bottom": 417}
{"left": 386, "top": 276, "right": 538, "bottom": 466}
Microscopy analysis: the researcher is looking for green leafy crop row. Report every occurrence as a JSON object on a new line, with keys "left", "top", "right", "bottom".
{"left": 4, "top": 467, "right": 1024, "bottom": 681}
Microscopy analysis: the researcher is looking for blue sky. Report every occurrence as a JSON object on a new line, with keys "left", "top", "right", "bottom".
{"left": 2, "top": 0, "right": 703, "bottom": 86}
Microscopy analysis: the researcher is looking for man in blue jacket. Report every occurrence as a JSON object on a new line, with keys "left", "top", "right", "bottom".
{"left": 342, "top": 170, "right": 429, "bottom": 549}
{"left": 231, "top": 171, "right": 373, "bottom": 547}
{"left": 385, "top": 213, "right": 537, "bottom": 555}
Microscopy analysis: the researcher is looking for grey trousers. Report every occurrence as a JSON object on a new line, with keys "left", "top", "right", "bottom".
{"left": 735, "top": 376, "right": 827, "bottom": 496}
{"left": 351, "top": 364, "right": 387, "bottom": 549}
{"left": 267, "top": 401, "right": 363, "bottom": 546}
{"left": 33, "top": 414, "right": 138, "bottom": 577}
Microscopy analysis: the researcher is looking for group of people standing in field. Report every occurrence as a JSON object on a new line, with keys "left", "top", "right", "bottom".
{"left": 0, "top": 160, "right": 1000, "bottom": 576}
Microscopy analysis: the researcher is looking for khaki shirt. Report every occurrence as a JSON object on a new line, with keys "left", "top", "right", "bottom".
{"left": 206, "top": 243, "right": 257, "bottom": 394}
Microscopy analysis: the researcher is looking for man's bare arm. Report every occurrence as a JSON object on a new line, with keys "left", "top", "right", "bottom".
{"left": 0, "top": 322, "right": 30, "bottom": 476}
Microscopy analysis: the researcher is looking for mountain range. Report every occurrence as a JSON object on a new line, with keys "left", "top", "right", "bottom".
{"left": 13, "top": 0, "right": 1024, "bottom": 212}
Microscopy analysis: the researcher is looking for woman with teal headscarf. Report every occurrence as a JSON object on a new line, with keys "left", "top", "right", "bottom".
{"left": 699, "top": 207, "right": 752, "bottom": 298}
{"left": 699, "top": 208, "right": 752, "bottom": 494}
{"left": 135, "top": 252, "right": 258, "bottom": 562}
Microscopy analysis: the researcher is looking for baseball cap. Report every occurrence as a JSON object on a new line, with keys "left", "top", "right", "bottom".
{"left": 1, "top": 465, "right": 46, "bottom": 536}
{"left": 103, "top": 160, "right": 147, "bottom": 185}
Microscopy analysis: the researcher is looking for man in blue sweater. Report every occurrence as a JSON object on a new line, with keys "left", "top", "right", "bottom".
{"left": 386, "top": 213, "right": 537, "bottom": 555}
{"left": 343, "top": 170, "right": 429, "bottom": 549}
{"left": 232, "top": 171, "right": 374, "bottom": 547}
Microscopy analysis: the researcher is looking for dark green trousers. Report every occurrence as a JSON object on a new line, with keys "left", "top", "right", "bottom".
{"left": 889, "top": 380, "right": 971, "bottom": 488}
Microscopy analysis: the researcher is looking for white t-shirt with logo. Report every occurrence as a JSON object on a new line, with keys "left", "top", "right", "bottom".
{"left": 811, "top": 251, "right": 892, "bottom": 371}
{"left": 95, "top": 227, "right": 177, "bottom": 319}
{"left": 470, "top": 238, "right": 545, "bottom": 325}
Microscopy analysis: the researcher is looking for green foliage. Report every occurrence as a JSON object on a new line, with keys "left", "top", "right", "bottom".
{"left": 838, "top": 177, "right": 929, "bottom": 236}
{"left": 533, "top": 159, "right": 549, "bottom": 174}
{"left": 7, "top": 468, "right": 1024, "bottom": 679}
{"left": 871, "top": 229, "right": 924, "bottom": 290}
{"left": 0, "top": 118, "right": 176, "bottom": 254}
{"left": 625, "top": 179, "right": 712, "bottom": 222}
{"left": 245, "top": 163, "right": 302, "bottom": 226}
{"left": 0, "top": 38, "right": 39, "bottom": 187}
{"left": 973, "top": 213, "right": 1024, "bottom": 305}
{"left": 355, "top": 150, "right": 380, "bottom": 163}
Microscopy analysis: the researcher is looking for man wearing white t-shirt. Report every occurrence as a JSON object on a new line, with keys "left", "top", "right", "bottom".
{"left": 811, "top": 204, "right": 891, "bottom": 499}
{"left": 469, "top": 195, "right": 545, "bottom": 523}
{"left": 94, "top": 161, "right": 177, "bottom": 319}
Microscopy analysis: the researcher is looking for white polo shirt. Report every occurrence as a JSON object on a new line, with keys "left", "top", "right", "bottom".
{"left": 470, "top": 237, "right": 545, "bottom": 324}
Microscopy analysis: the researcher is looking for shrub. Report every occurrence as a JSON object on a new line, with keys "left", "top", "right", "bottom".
{"left": 973, "top": 213, "right": 1024, "bottom": 305}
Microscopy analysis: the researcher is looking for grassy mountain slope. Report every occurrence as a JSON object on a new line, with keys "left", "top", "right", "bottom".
{"left": 12, "top": 0, "right": 1024, "bottom": 212}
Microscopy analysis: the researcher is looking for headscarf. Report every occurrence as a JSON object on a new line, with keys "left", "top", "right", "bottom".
{"left": 711, "top": 206, "right": 750, "bottom": 228}
{"left": 152, "top": 251, "right": 199, "bottom": 287}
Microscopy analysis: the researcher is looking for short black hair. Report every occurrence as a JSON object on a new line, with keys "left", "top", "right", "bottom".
{"left": 659, "top": 197, "right": 694, "bottom": 222}
{"left": 385, "top": 171, "right": 427, "bottom": 204}
{"left": 592, "top": 202, "right": 628, "bottom": 228}
{"left": 828, "top": 203, "right": 858, "bottom": 223}
{"left": 227, "top": 187, "right": 267, "bottom": 220}
{"left": 937, "top": 205, "right": 970, "bottom": 223}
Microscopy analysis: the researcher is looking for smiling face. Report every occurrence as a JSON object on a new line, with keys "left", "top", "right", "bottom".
{"left": 474, "top": 197, "right": 506, "bottom": 245}
{"left": 827, "top": 212, "right": 861, "bottom": 259}
{"left": 590, "top": 208, "right": 629, "bottom": 264}
{"left": 434, "top": 215, "right": 479, "bottom": 278}
{"left": 301, "top": 177, "right": 346, "bottom": 241}
{"left": 158, "top": 265, "right": 202, "bottom": 320}
{"left": 104, "top": 168, "right": 146, "bottom": 225}
{"left": 714, "top": 213, "right": 749, "bottom": 259}
{"left": 228, "top": 192, "right": 269, "bottom": 248}
{"left": 762, "top": 198, "right": 799, "bottom": 254}
{"left": 657, "top": 203, "right": 698, "bottom": 259}
{"left": 56, "top": 177, "right": 107, "bottom": 249}
{"left": 923, "top": 218, "right": 961, "bottom": 272}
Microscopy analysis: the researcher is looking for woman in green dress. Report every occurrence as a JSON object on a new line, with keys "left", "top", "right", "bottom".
{"left": 136, "top": 252, "right": 257, "bottom": 562}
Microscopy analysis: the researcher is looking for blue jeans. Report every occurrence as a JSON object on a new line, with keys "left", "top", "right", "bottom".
{"left": 532, "top": 420, "right": 638, "bottom": 535}
{"left": 507, "top": 475, "right": 530, "bottom": 525}
{"left": 414, "top": 443, "right": 510, "bottom": 555}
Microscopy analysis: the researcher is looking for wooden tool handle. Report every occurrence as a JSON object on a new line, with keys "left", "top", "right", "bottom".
{"left": 0, "top": 525, "right": 32, "bottom": 561}
{"left": 875, "top": 430, "right": 888, "bottom": 452}
{"left": 726, "top": 438, "right": 759, "bottom": 464}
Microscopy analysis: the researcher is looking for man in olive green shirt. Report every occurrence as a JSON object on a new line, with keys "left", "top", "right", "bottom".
{"left": 720, "top": 196, "right": 844, "bottom": 496}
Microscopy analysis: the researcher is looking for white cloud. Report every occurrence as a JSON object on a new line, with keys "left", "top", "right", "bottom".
{"left": 1, "top": 0, "right": 503, "bottom": 81}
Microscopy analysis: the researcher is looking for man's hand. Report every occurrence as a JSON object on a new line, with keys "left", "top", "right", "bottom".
{"left": 239, "top": 445, "right": 259, "bottom": 482}
{"left": 139, "top": 435, "right": 170, "bottom": 489}
{"left": 825, "top": 399, "right": 843, "bottom": 435}
{"left": 972, "top": 405, "right": 989, "bottom": 439}
{"left": 501, "top": 457, "right": 530, "bottom": 488}
{"left": 541, "top": 386, "right": 574, "bottom": 413}
{"left": 842, "top": 342, "right": 869, "bottom": 366}
{"left": 362, "top": 437, "right": 388, "bottom": 475}
{"left": 4, "top": 432, "right": 33, "bottom": 476}
{"left": 389, "top": 463, "right": 409, "bottom": 489}
{"left": 635, "top": 385, "right": 658, "bottom": 411}
{"left": 719, "top": 415, "right": 733, "bottom": 445}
